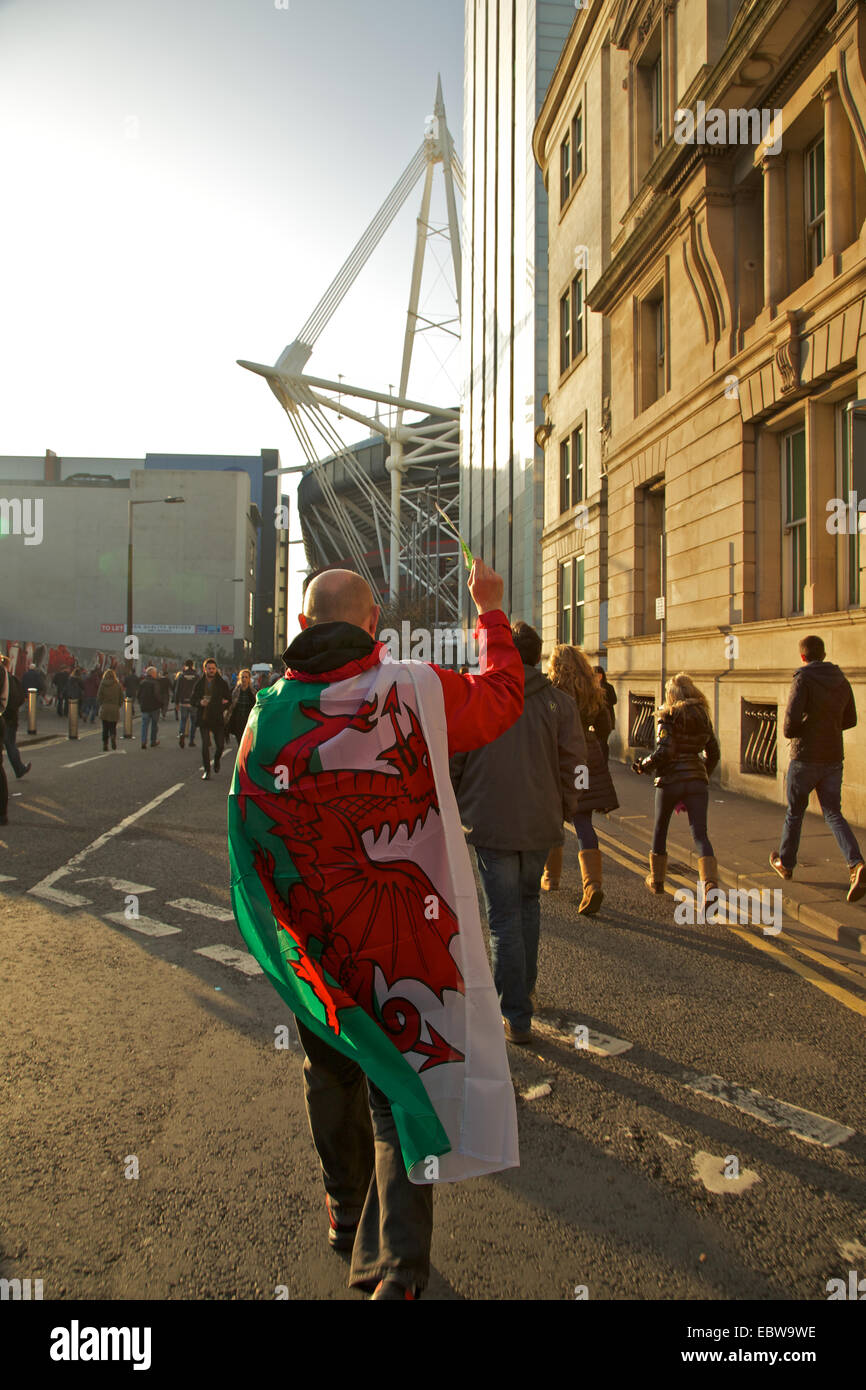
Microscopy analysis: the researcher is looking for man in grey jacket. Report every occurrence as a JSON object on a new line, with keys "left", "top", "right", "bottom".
{"left": 450, "top": 621, "right": 586, "bottom": 1044}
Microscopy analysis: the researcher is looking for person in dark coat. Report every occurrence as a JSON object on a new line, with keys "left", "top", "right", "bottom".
{"left": 65, "top": 667, "right": 85, "bottom": 713}
{"left": 593, "top": 665, "right": 617, "bottom": 719}
{"left": 633, "top": 672, "right": 720, "bottom": 899}
{"left": 54, "top": 666, "right": 70, "bottom": 717}
{"left": 137, "top": 667, "right": 163, "bottom": 748}
{"left": 123, "top": 668, "right": 141, "bottom": 710}
{"left": 542, "top": 645, "right": 618, "bottom": 913}
{"left": 82, "top": 667, "right": 101, "bottom": 723}
{"left": 173, "top": 660, "right": 199, "bottom": 748}
{"left": 770, "top": 634, "right": 864, "bottom": 903}
{"left": 450, "top": 621, "right": 584, "bottom": 1044}
{"left": 0, "top": 655, "right": 30, "bottom": 778}
{"left": 191, "top": 659, "right": 231, "bottom": 779}
{"left": 226, "top": 668, "right": 256, "bottom": 747}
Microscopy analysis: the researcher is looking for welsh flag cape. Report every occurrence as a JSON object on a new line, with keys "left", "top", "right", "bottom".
{"left": 228, "top": 655, "right": 519, "bottom": 1183}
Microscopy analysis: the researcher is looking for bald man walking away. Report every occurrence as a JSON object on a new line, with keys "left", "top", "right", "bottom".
{"left": 228, "top": 561, "right": 524, "bottom": 1299}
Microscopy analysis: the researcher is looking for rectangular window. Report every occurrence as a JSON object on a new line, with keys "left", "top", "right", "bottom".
{"left": 840, "top": 399, "right": 861, "bottom": 606}
{"left": 559, "top": 425, "right": 585, "bottom": 513}
{"left": 806, "top": 137, "right": 826, "bottom": 274}
{"left": 573, "top": 271, "right": 584, "bottom": 358}
{"left": 559, "top": 436, "right": 571, "bottom": 514}
{"left": 784, "top": 428, "right": 807, "bottom": 613}
{"left": 560, "top": 284, "right": 572, "bottom": 373}
{"left": 638, "top": 282, "right": 666, "bottom": 410}
{"left": 559, "top": 557, "right": 585, "bottom": 645}
{"left": 573, "top": 424, "right": 585, "bottom": 504}
{"left": 651, "top": 56, "right": 663, "bottom": 153}
{"left": 573, "top": 104, "right": 584, "bottom": 181}
{"left": 560, "top": 127, "right": 572, "bottom": 206}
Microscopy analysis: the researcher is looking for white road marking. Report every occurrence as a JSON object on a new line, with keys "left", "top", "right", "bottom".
{"left": 63, "top": 750, "right": 127, "bottom": 768}
{"left": 0, "top": 874, "right": 16, "bottom": 883}
{"left": 104, "top": 912, "right": 182, "bottom": 938}
{"left": 195, "top": 944, "right": 264, "bottom": 976}
{"left": 76, "top": 877, "right": 155, "bottom": 894}
{"left": 684, "top": 1073, "right": 855, "bottom": 1147}
{"left": 167, "top": 898, "right": 235, "bottom": 922}
{"left": 530, "top": 1018, "right": 634, "bottom": 1056}
{"left": 691, "top": 1151, "right": 761, "bottom": 1195}
{"left": 28, "top": 782, "right": 185, "bottom": 908}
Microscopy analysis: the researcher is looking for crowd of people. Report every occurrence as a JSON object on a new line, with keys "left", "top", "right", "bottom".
{"left": 0, "top": 657, "right": 280, "bottom": 822}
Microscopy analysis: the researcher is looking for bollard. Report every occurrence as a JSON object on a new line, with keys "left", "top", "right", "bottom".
{"left": 122, "top": 698, "right": 134, "bottom": 740}
{"left": 68, "top": 698, "right": 80, "bottom": 740}
{"left": 27, "top": 688, "right": 37, "bottom": 736}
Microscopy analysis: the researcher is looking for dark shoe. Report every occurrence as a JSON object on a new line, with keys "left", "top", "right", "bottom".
{"left": 201, "top": 769, "right": 211, "bottom": 780}
{"left": 769, "top": 852, "right": 792, "bottom": 880}
{"left": 151, "top": 740, "right": 159, "bottom": 747}
{"left": 111, "top": 737, "right": 117, "bottom": 750}
{"left": 213, "top": 756, "right": 221, "bottom": 773}
{"left": 370, "top": 1278, "right": 419, "bottom": 1300}
{"left": 325, "top": 1196, "right": 358, "bottom": 1252}
{"left": 15, "top": 762, "right": 31, "bottom": 779}
{"left": 141, "top": 743, "right": 147, "bottom": 750}
{"left": 503, "top": 1018, "right": 532, "bottom": 1045}
{"left": 179, "top": 732, "right": 185, "bottom": 749}
{"left": 848, "top": 862, "right": 866, "bottom": 904}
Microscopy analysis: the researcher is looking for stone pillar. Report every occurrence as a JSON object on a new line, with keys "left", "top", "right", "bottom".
{"left": 761, "top": 154, "right": 787, "bottom": 311}
{"left": 804, "top": 398, "right": 837, "bottom": 615}
{"left": 822, "top": 77, "right": 853, "bottom": 259}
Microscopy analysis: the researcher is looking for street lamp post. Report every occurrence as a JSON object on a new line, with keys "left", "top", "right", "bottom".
{"left": 126, "top": 495, "right": 186, "bottom": 654}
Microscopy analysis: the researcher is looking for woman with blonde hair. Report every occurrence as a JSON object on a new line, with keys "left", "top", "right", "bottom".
{"left": 97, "top": 666, "right": 123, "bottom": 750}
{"left": 542, "top": 644, "right": 618, "bottom": 913}
{"left": 633, "top": 672, "right": 721, "bottom": 898}
{"left": 226, "top": 667, "right": 256, "bottom": 748}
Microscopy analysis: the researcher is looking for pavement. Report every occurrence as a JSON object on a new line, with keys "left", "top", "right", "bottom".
{"left": 603, "top": 761, "right": 866, "bottom": 954}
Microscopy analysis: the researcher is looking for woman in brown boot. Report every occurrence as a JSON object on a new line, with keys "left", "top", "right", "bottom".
{"left": 545, "top": 645, "right": 618, "bottom": 913}
{"left": 633, "top": 673, "right": 720, "bottom": 902}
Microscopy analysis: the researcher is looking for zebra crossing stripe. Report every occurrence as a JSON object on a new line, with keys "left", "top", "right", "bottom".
{"left": 167, "top": 898, "right": 235, "bottom": 922}
{"left": 684, "top": 1072, "right": 854, "bottom": 1147}
{"left": 104, "top": 912, "right": 182, "bottom": 938}
{"left": 195, "top": 944, "right": 264, "bottom": 976}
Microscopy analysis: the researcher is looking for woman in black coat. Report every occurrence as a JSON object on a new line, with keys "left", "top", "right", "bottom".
{"left": 226, "top": 668, "right": 256, "bottom": 747}
{"left": 633, "top": 672, "right": 720, "bottom": 898}
{"left": 542, "top": 644, "right": 619, "bottom": 915}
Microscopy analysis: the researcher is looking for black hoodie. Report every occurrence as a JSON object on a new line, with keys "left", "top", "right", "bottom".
{"left": 282, "top": 621, "right": 375, "bottom": 675}
{"left": 783, "top": 661, "right": 857, "bottom": 763}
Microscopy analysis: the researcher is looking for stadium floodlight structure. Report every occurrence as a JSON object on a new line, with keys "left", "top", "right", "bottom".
{"left": 238, "top": 76, "right": 463, "bottom": 618}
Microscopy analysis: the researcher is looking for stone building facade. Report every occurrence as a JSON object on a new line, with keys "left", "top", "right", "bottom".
{"left": 534, "top": 0, "right": 866, "bottom": 825}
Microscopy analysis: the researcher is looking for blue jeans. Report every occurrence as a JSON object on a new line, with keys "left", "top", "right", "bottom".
{"left": 779, "top": 761, "right": 863, "bottom": 870}
{"left": 178, "top": 705, "right": 197, "bottom": 741}
{"left": 475, "top": 846, "right": 549, "bottom": 1031}
{"left": 573, "top": 812, "right": 598, "bottom": 851}
{"left": 140, "top": 710, "right": 160, "bottom": 746}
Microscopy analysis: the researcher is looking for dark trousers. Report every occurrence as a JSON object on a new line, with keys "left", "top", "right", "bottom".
{"left": 295, "top": 1018, "right": 433, "bottom": 1293}
{"left": 3, "top": 720, "right": 26, "bottom": 777}
{"left": 651, "top": 780, "right": 714, "bottom": 856}
{"left": 779, "top": 760, "right": 863, "bottom": 870}
{"left": 0, "top": 745, "right": 7, "bottom": 817}
{"left": 199, "top": 721, "right": 225, "bottom": 771}
{"left": 101, "top": 720, "right": 117, "bottom": 748}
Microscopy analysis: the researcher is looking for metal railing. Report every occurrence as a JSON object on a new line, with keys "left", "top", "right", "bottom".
{"left": 629, "top": 694, "right": 656, "bottom": 750}
{"left": 741, "top": 701, "right": 777, "bottom": 776}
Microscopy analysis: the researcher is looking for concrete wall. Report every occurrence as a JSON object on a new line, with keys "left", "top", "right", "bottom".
{"left": 0, "top": 468, "right": 255, "bottom": 664}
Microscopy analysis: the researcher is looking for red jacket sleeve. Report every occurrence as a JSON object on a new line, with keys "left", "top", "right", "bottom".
{"left": 432, "top": 610, "right": 524, "bottom": 755}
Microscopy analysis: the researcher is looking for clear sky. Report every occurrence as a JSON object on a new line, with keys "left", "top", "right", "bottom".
{"left": 0, "top": 0, "right": 464, "bottom": 599}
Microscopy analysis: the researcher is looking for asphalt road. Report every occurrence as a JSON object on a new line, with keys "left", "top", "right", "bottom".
{"left": 2, "top": 714, "right": 866, "bottom": 1301}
